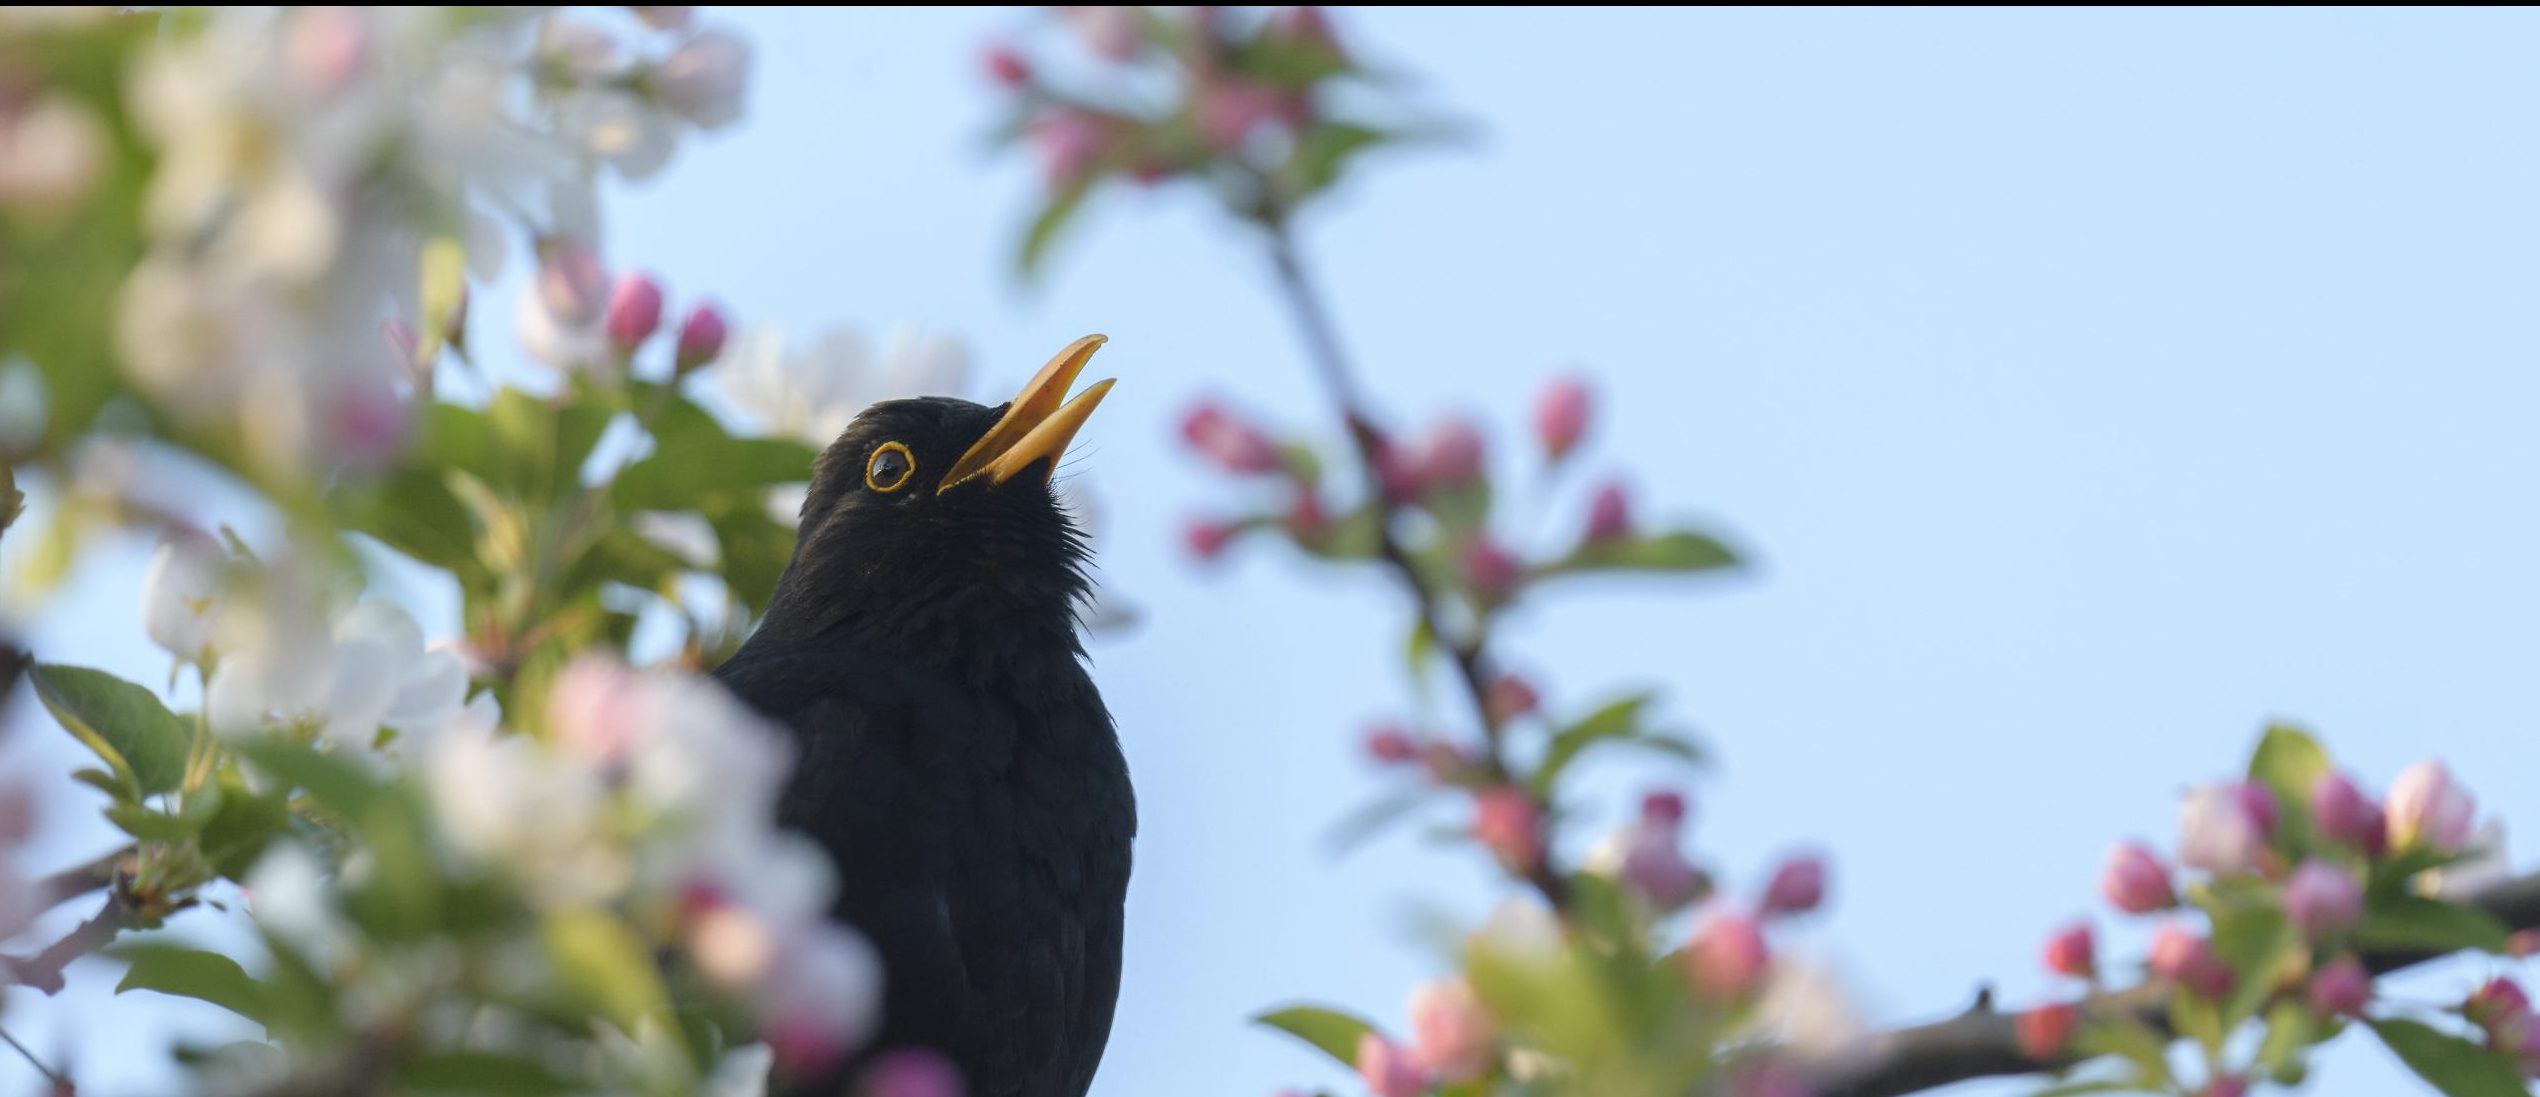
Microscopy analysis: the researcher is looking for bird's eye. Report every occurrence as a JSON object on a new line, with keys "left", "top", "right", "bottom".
{"left": 865, "top": 441, "right": 916, "bottom": 493}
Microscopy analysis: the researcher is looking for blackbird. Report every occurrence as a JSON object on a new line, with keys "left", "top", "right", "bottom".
{"left": 713, "top": 335, "right": 1135, "bottom": 1097}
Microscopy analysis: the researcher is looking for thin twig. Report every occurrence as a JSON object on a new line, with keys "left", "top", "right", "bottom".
{"left": 1814, "top": 870, "right": 2540, "bottom": 1097}
{"left": 1258, "top": 217, "right": 1570, "bottom": 908}
{"left": 33, "top": 846, "right": 133, "bottom": 912}
{"left": 0, "top": 1024, "right": 69, "bottom": 1092}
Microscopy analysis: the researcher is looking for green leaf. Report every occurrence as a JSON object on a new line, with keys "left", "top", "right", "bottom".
{"left": 1019, "top": 178, "right": 1094, "bottom": 279}
{"left": 1251, "top": 1004, "right": 1377, "bottom": 1069}
{"left": 1531, "top": 694, "right": 1698, "bottom": 796}
{"left": 31, "top": 664, "right": 190, "bottom": 796}
{"left": 200, "top": 773, "right": 291, "bottom": 881}
{"left": 2074, "top": 1017, "right": 2174, "bottom": 1088}
{"left": 542, "top": 909, "right": 672, "bottom": 1032}
{"left": 232, "top": 741, "right": 380, "bottom": 819}
{"left": 2367, "top": 1018, "right": 2531, "bottom": 1097}
{"left": 114, "top": 944, "right": 267, "bottom": 1024}
{"left": 397, "top": 1051, "right": 578, "bottom": 1096}
{"left": 612, "top": 396, "right": 818, "bottom": 511}
{"left": 2356, "top": 895, "right": 2511, "bottom": 955}
{"left": 2247, "top": 724, "right": 2330, "bottom": 813}
{"left": 1547, "top": 529, "right": 1739, "bottom": 577}
{"left": 2255, "top": 999, "right": 2317, "bottom": 1085}
{"left": 104, "top": 804, "right": 197, "bottom": 841}
{"left": 2208, "top": 905, "right": 2297, "bottom": 1026}
{"left": 1285, "top": 122, "right": 1390, "bottom": 198}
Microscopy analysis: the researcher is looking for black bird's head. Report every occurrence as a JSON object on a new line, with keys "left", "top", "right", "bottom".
{"left": 754, "top": 335, "right": 1116, "bottom": 658}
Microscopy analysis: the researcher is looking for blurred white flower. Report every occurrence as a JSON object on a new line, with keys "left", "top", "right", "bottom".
{"left": 652, "top": 28, "right": 751, "bottom": 130}
{"left": 1744, "top": 958, "right": 1866, "bottom": 1065}
{"left": 714, "top": 326, "right": 972, "bottom": 448}
{"left": 425, "top": 715, "right": 632, "bottom": 908}
{"left": 701, "top": 1044, "right": 773, "bottom": 1097}
{"left": 203, "top": 557, "right": 472, "bottom": 751}
{"left": 142, "top": 526, "right": 228, "bottom": 663}
{"left": 1473, "top": 897, "right": 1562, "bottom": 961}
{"left": 760, "top": 923, "right": 885, "bottom": 1068}
{"left": 2178, "top": 782, "right": 2265, "bottom": 874}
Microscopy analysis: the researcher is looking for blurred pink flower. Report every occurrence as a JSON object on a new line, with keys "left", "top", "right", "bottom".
{"left": 2016, "top": 1001, "right": 2077, "bottom": 1060}
{"left": 1418, "top": 418, "right": 1487, "bottom": 488}
{"left": 1688, "top": 910, "right": 1770, "bottom": 1000}
{"left": 606, "top": 270, "right": 665, "bottom": 353}
{"left": 1196, "top": 79, "right": 1302, "bottom": 152}
{"left": 1355, "top": 1032, "right": 1425, "bottom": 1097}
{"left": 1484, "top": 675, "right": 1539, "bottom": 724}
{"left": 858, "top": 1048, "right": 964, "bottom": 1097}
{"left": 1474, "top": 787, "right": 1543, "bottom": 870}
{"left": 763, "top": 924, "right": 885, "bottom": 1077}
{"left": 1460, "top": 539, "right": 1520, "bottom": 601}
{"left": 1365, "top": 725, "right": 1417, "bottom": 765}
{"left": 2101, "top": 841, "right": 2176, "bottom": 913}
{"left": 983, "top": 44, "right": 1032, "bottom": 87}
{"left": 1408, "top": 977, "right": 1496, "bottom": 1083}
{"left": 1060, "top": 6, "right": 1147, "bottom": 61}
{"left": 676, "top": 300, "right": 731, "bottom": 372}
{"left": 1033, "top": 108, "right": 1110, "bottom": 189}
{"left": 1534, "top": 376, "right": 1592, "bottom": 461}
{"left": 284, "top": 7, "right": 370, "bottom": 94}
{"left": 2309, "top": 771, "right": 2383, "bottom": 853}
{"left": 1178, "top": 402, "right": 1283, "bottom": 474}
{"left": 2281, "top": 859, "right": 2361, "bottom": 940}
{"left": 1586, "top": 481, "right": 1632, "bottom": 543}
{"left": 2042, "top": 922, "right": 2095, "bottom": 980}
{"left": 2148, "top": 925, "right": 2231, "bottom": 998}
{"left": 1183, "top": 518, "right": 1238, "bottom": 561}
{"left": 1759, "top": 853, "right": 1827, "bottom": 918}
{"left": 2387, "top": 761, "right": 2476, "bottom": 853}
{"left": 2178, "top": 782, "right": 2266, "bottom": 875}
{"left": 2308, "top": 954, "right": 2370, "bottom": 1017}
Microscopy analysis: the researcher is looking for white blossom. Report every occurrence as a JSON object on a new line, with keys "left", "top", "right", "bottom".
{"left": 651, "top": 29, "right": 751, "bottom": 130}
{"left": 142, "top": 526, "right": 228, "bottom": 662}
{"left": 714, "top": 325, "right": 972, "bottom": 448}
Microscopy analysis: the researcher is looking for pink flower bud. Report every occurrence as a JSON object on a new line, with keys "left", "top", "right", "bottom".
{"left": 2200, "top": 1076, "right": 2249, "bottom": 1097}
{"left": 2016, "top": 1002, "right": 2078, "bottom": 1061}
{"left": 2148, "top": 925, "right": 2232, "bottom": 998}
{"left": 2387, "top": 761, "right": 2477, "bottom": 854}
{"left": 1196, "top": 78, "right": 1299, "bottom": 151}
{"left": 2101, "top": 842, "right": 2177, "bottom": 913}
{"left": 1419, "top": 418, "right": 1487, "bottom": 487}
{"left": 1407, "top": 977, "right": 1496, "bottom": 1083}
{"left": 1355, "top": 1033, "right": 1425, "bottom": 1097}
{"left": 1484, "top": 676, "right": 1539, "bottom": 725}
{"left": 674, "top": 300, "right": 729, "bottom": 371}
{"left": 1183, "top": 519, "right": 1238, "bottom": 561}
{"left": 1177, "top": 402, "right": 1283, "bottom": 474}
{"left": 1032, "top": 108, "right": 1109, "bottom": 189}
{"left": 2282, "top": 859, "right": 2362, "bottom": 940}
{"left": 1534, "top": 377, "right": 1591, "bottom": 461}
{"left": 857, "top": 1049, "right": 964, "bottom": 1097}
{"left": 2511, "top": 930, "right": 2540, "bottom": 959}
{"left": 1460, "top": 539, "right": 1521, "bottom": 601}
{"left": 2235, "top": 781, "right": 2280, "bottom": 838}
{"left": 1283, "top": 491, "right": 1328, "bottom": 538}
{"left": 1618, "top": 826, "right": 1703, "bottom": 910}
{"left": 1585, "top": 481, "right": 1632, "bottom": 543}
{"left": 2308, "top": 954, "right": 2370, "bottom": 1017}
{"left": 2469, "top": 978, "right": 2534, "bottom": 1053}
{"left": 1366, "top": 726, "right": 1417, "bottom": 765}
{"left": 1759, "top": 854, "right": 1827, "bottom": 918}
{"left": 537, "top": 238, "right": 607, "bottom": 327}
{"left": 1642, "top": 790, "right": 1688, "bottom": 826}
{"left": 2309, "top": 771, "right": 2380, "bottom": 851}
{"left": 1473, "top": 787, "right": 1542, "bottom": 871}
{"left": 2042, "top": 922, "right": 2095, "bottom": 979}
{"left": 983, "top": 44, "right": 1031, "bottom": 87}
{"left": 2179, "top": 783, "right": 2267, "bottom": 875}
{"left": 1688, "top": 911, "right": 1770, "bottom": 1000}
{"left": 605, "top": 271, "right": 664, "bottom": 353}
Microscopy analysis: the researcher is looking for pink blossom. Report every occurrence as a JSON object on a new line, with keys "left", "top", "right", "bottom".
{"left": 1284, "top": 491, "right": 1328, "bottom": 538}
{"left": 858, "top": 1049, "right": 964, "bottom": 1097}
{"left": 537, "top": 239, "right": 608, "bottom": 327}
{"left": 983, "top": 44, "right": 1031, "bottom": 88}
{"left": 1196, "top": 79, "right": 1299, "bottom": 151}
{"left": 2309, "top": 771, "right": 2382, "bottom": 852}
{"left": 1417, "top": 418, "right": 1487, "bottom": 487}
{"left": 2386, "top": 761, "right": 2477, "bottom": 853}
{"left": 1586, "top": 482, "right": 1632, "bottom": 543}
{"left": 1534, "top": 376, "right": 1592, "bottom": 461}
{"left": 2200, "top": 1076, "right": 2249, "bottom": 1097}
{"left": 1355, "top": 1033, "right": 1425, "bottom": 1097}
{"left": 548, "top": 655, "right": 645, "bottom": 773}
{"left": 1484, "top": 676, "right": 1539, "bottom": 724}
{"left": 2016, "top": 1001, "right": 2077, "bottom": 1060}
{"left": 2148, "top": 925, "right": 2232, "bottom": 998}
{"left": 2234, "top": 781, "right": 2280, "bottom": 838}
{"left": 1642, "top": 790, "right": 1688, "bottom": 826}
{"left": 286, "top": 7, "right": 370, "bottom": 93}
{"left": 1473, "top": 787, "right": 1542, "bottom": 870}
{"left": 675, "top": 300, "right": 729, "bottom": 370}
{"left": 606, "top": 271, "right": 665, "bottom": 353}
{"left": 1033, "top": 108, "right": 1110, "bottom": 189}
{"left": 1060, "top": 5, "right": 1147, "bottom": 61}
{"left": 2042, "top": 922, "right": 2095, "bottom": 979}
{"left": 2308, "top": 954, "right": 2370, "bottom": 1017}
{"left": 1178, "top": 402, "right": 1283, "bottom": 474}
{"left": 2468, "top": 978, "right": 2534, "bottom": 1054}
{"left": 2178, "top": 782, "right": 2267, "bottom": 875}
{"left": 1460, "top": 539, "right": 1521, "bottom": 601}
{"left": 1372, "top": 434, "right": 1427, "bottom": 501}
{"left": 1759, "top": 854, "right": 1827, "bottom": 918}
{"left": 1688, "top": 911, "right": 1771, "bottom": 1000}
{"left": 762, "top": 925, "right": 883, "bottom": 1077}
{"left": 2281, "top": 859, "right": 2361, "bottom": 940}
{"left": 2101, "top": 842, "right": 2176, "bottom": 913}
{"left": 1183, "top": 519, "right": 1238, "bottom": 561}
{"left": 1407, "top": 977, "right": 1496, "bottom": 1083}
{"left": 1365, "top": 726, "right": 1417, "bottom": 765}
{"left": 323, "top": 376, "right": 412, "bottom": 470}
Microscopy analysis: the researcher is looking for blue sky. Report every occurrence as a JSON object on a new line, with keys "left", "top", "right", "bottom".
{"left": 9, "top": 8, "right": 2540, "bottom": 1096}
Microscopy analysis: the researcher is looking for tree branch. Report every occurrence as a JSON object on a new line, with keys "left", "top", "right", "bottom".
{"left": 34, "top": 846, "right": 134, "bottom": 911}
{"left": 3, "top": 892, "right": 137, "bottom": 995}
{"left": 1258, "top": 218, "right": 1570, "bottom": 909}
{"left": 1814, "top": 870, "right": 2540, "bottom": 1097}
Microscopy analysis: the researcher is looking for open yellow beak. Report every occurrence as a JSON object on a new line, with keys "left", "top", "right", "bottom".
{"left": 937, "top": 334, "right": 1116, "bottom": 493}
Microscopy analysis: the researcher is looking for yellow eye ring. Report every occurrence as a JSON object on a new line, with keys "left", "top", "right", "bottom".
{"left": 864, "top": 441, "right": 917, "bottom": 493}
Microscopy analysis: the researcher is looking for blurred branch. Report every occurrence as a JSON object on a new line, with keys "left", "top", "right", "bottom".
{"left": 1816, "top": 870, "right": 2540, "bottom": 1097}
{"left": 0, "top": 1025, "right": 69, "bottom": 1094}
{"left": 3, "top": 892, "right": 138, "bottom": 995}
{"left": 35, "top": 846, "right": 134, "bottom": 911}
{"left": 1257, "top": 217, "right": 1570, "bottom": 909}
